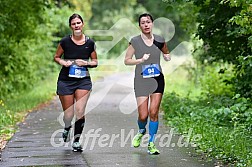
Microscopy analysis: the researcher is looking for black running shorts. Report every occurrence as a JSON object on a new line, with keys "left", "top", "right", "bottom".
{"left": 56, "top": 78, "right": 92, "bottom": 95}
{"left": 134, "top": 73, "right": 165, "bottom": 97}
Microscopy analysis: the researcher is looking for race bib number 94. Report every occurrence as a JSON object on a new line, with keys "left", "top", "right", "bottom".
{"left": 142, "top": 64, "right": 160, "bottom": 78}
{"left": 69, "top": 65, "right": 87, "bottom": 78}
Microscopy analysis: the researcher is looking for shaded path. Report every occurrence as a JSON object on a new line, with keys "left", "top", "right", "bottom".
{"left": 0, "top": 72, "right": 214, "bottom": 166}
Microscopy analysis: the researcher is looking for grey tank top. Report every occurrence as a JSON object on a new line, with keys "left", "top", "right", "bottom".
{"left": 129, "top": 34, "right": 165, "bottom": 78}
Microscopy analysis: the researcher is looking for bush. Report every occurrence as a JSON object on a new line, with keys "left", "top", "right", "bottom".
{"left": 162, "top": 92, "right": 252, "bottom": 166}
{"left": 233, "top": 56, "right": 252, "bottom": 98}
{"left": 0, "top": 1, "right": 72, "bottom": 99}
{"left": 197, "top": 62, "right": 234, "bottom": 97}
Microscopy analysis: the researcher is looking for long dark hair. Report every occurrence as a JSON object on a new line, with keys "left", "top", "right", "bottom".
{"left": 138, "top": 13, "right": 154, "bottom": 26}
{"left": 69, "top": 13, "right": 83, "bottom": 26}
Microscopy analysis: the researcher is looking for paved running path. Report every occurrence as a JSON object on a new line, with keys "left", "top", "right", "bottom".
{"left": 0, "top": 73, "right": 214, "bottom": 166}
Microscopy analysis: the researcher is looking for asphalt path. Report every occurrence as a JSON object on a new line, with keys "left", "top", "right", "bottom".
{"left": 0, "top": 72, "right": 214, "bottom": 167}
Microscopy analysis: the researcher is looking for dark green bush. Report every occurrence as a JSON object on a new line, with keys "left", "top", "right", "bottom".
{"left": 162, "top": 92, "right": 252, "bottom": 166}
{"left": 0, "top": 0, "right": 71, "bottom": 99}
{"left": 233, "top": 56, "right": 252, "bottom": 98}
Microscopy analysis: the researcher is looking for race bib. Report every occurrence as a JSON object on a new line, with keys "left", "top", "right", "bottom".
{"left": 142, "top": 64, "right": 160, "bottom": 78}
{"left": 69, "top": 65, "right": 87, "bottom": 78}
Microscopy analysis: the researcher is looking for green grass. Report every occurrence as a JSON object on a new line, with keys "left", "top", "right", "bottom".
{"left": 161, "top": 66, "right": 252, "bottom": 167}
{"left": 164, "top": 67, "right": 201, "bottom": 99}
{"left": 0, "top": 72, "right": 58, "bottom": 140}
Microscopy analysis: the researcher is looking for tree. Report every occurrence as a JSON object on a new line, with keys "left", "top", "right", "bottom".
{"left": 137, "top": 0, "right": 197, "bottom": 50}
{"left": 0, "top": 0, "right": 48, "bottom": 98}
{"left": 0, "top": 0, "right": 79, "bottom": 99}
{"left": 88, "top": 0, "right": 146, "bottom": 57}
{"left": 194, "top": 0, "right": 251, "bottom": 63}
{"left": 192, "top": 0, "right": 252, "bottom": 97}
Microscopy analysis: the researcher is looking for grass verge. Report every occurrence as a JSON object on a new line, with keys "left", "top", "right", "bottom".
{"left": 0, "top": 72, "right": 58, "bottom": 150}
{"left": 161, "top": 67, "right": 252, "bottom": 167}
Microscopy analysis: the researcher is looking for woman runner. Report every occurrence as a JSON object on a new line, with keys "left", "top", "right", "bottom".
{"left": 124, "top": 13, "right": 171, "bottom": 155}
{"left": 54, "top": 13, "right": 98, "bottom": 152}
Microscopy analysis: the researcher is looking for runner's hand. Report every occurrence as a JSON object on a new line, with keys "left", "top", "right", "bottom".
{"left": 62, "top": 60, "right": 73, "bottom": 67}
{"left": 142, "top": 54, "right": 150, "bottom": 62}
{"left": 163, "top": 54, "right": 171, "bottom": 61}
{"left": 75, "top": 59, "right": 88, "bottom": 66}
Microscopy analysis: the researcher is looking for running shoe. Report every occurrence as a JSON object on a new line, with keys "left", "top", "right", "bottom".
{"left": 148, "top": 142, "right": 160, "bottom": 155}
{"left": 62, "top": 129, "right": 70, "bottom": 142}
{"left": 72, "top": 142, "right": 83, "bottom": 152}
{"left": 132, "top": 132, "right": 144, "bottom": 148}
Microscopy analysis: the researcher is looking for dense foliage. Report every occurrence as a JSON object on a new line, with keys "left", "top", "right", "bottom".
{"left": 0, "top": 0, "right": 57, "bottom": 98}
{"left": 161, "top": 0, "right": 252, "bottom": 166}
{"left": 88, "top": 0, "right": 146, "bottom": 57}
{"left": 138, "top": 0, "right": 195, "bottom": 50}
{"left": 162, "top": 92, "right": 252, "bottom": 166}
{"left": 193, "top": 0, "right": 252, "bottom": 98}
{"left": 0, "top": 0, "right": 93, "bottom": 99}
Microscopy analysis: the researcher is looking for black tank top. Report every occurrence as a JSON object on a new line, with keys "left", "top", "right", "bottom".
{"left": 58, "top": 35, "right": 95, "bottom": 81}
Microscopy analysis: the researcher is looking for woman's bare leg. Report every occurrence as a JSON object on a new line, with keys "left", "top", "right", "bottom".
{"left": 73, "top": 89, "right": 90, "bottom": 142}
{"left": 149, "top": 93, "right": 163, "bottom": 121}
{"left": 59, "top": 94, "right": 75, "bottom": 129}
{"left": 136, "top": 96, "right": 149, "bottom": 134}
